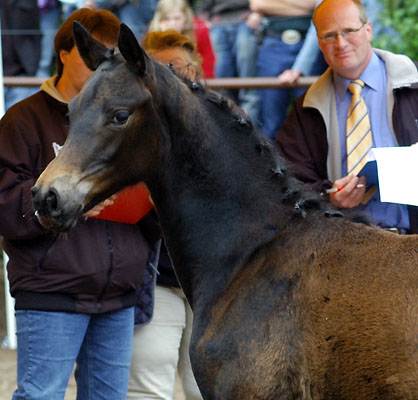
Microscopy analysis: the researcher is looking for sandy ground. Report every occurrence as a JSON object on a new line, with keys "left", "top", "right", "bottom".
{"left": 0, "top": 346, "right": 80, "bottom": 400}
{"left": 1, "top": 257, "right": 185, "bottom": 400}
{"left": 0, "top": 346, "right": 185, "bottom": 399}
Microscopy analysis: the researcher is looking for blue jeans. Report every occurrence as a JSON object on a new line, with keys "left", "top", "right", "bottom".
{"left": 118, "top": 0, "right": 158, "bottom": 41}
{"left": 13, "top": 307, "right": 135, "bottom": 400}
{"left": 210, "top": 22, "right": 261, "bottom": 126}
{"left": 257, "top": 35, "right": 306, "bottom": 140}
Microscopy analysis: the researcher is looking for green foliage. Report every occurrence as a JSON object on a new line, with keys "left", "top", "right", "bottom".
{"left": 372, "top": 0, "right": 418, "bottom": 60}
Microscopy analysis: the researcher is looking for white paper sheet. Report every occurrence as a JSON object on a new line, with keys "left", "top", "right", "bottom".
{"left": 366, "top": 145, "right": 418, "bottom": 206}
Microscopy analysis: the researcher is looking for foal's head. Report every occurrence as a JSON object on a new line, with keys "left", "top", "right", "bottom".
{"left": 32, "top": 23, "right": 170, "bottom": 231}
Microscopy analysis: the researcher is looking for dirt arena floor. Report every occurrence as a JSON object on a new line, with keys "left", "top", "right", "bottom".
{"left": 1, "top": 257, "right": 185, "bottom": 400}
{"left": 0, "top": 347, "right": 185, "bottom": 399}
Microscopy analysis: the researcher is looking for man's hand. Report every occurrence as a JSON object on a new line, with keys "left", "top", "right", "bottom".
{"left": 329, "top": 175, "right": 366, "bottom": 208}
{"left": 246, "top": 11, "right": 263, "bottom": 30}
{"left": 278, "top": 69, "right": 301, "bottom": 85}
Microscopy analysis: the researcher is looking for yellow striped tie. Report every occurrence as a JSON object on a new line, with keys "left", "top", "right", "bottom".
{"left": 346, "top": 79, "right": 372, "bottom": 176}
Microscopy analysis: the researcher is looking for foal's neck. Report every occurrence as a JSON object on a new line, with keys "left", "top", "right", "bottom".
{"left": 150, "top": 84, "right": 286, "bottom": 311}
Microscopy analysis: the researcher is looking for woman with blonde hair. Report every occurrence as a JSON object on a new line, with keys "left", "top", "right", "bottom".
{"left": 148, "top": 0, "right": 215, "bottom": 78}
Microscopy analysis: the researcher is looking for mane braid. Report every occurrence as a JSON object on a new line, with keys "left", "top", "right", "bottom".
{"left": 154, "top": 62, "right": 368, "bottom": 227}
{"left": 183, "top": 83, "right": 325, "bottom": 220}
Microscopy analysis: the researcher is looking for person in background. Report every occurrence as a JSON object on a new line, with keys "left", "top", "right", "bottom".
{"left": 277, "top": 0, "right": 396, "bottom": 86}
{"left": 117, "top": 0, "right": 159, "bottom": 40}
{"left": 0, "top": 0, "right": 41, "bottom": 110}
{"left": 197, "top": 0, "right": 260, "bottom": 125}
{"left": 276, "top": 0, "right": 418, "bottom": 234}
{"left": 149, "top": 0, "right": 215, "bottom": 78}
{"left": 127, "top": 30, "right": 203, "bottom": 400}
{"left": 0, "top": 8, "right": 159, "bottom": 399}
{"left": 249, "top": 0, "right": 317, "bottom": 139}
{"left": 60, "top": 0, "right": 158, "bottom": 40}
{"left": 37, "top": 0, "right": 62, "bottom": 77}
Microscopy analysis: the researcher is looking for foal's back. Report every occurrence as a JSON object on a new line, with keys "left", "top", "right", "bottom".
{"left": 193, "top": 216, "right": 418, "bottom": 399}
{"left": 298, "top": 220, "right": 418, "bottom": 398}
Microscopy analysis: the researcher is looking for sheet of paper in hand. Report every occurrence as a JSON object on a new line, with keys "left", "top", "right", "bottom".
{"left": 364, "top": 145, "right": 418, "bottom": 207}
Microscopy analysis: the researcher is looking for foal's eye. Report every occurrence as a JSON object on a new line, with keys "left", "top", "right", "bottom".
{"left": 111, "top": 110, "right": 130, "bottom": 124}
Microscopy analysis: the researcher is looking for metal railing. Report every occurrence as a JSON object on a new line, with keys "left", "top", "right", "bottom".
{"left": 3, "top": 75, "right": 319, "bottom": 89}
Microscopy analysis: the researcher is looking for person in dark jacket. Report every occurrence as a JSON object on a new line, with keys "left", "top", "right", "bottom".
{"left": 0, "top": 8, "right": 158, "bottom": 399}
{"left": 276, "top": 0, "right": 418, "bottom": 234}
{"left": 0, "top": 0, "right": 41, "bottom": 110}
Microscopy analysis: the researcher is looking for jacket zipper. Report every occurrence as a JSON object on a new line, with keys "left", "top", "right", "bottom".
{"left": 97, "top": 220, "right": 114, "bottom": 312}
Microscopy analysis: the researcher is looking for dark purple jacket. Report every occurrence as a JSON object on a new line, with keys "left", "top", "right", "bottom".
{"left": 0, "top": 85, "right": 158, "bottom": 314}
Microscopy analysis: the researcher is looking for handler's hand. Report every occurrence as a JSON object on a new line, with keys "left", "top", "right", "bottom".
{"left": 278, "top": 69, "right": 301, "bottom": 85}
{"left": 246, "top": 11, "right": 262, "bottom": 30}
{"left": 83, "top": 195, "right": 117, "bottom": 218}
{"left": 329, "top": 175, "right": 366, "bottom": 209}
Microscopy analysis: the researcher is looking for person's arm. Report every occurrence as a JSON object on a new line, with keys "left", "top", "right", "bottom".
{"left": 277, "top": 0, "right": 323, "bottom": 84}
{"left": 276, "top": 96, "right": 368, "bottom": 207}
{"left": 279, "top": 22, "right": 321, "bottom": 84}
{"left": 0, "top": 110, "right": 48, "bottom": 240}
{"left": 250, "top": 0, "right": 317, "bottom": 15}
{"left": 275, "top": 95, "right": 331, "bottom": 193}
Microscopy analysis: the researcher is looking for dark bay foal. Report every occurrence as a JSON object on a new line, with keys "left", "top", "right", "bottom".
{"left": 32, "top": 22, "right": 418, "bottom": 399}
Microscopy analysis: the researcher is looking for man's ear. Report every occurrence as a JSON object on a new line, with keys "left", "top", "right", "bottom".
{"left": 365, "top": 20, "right": 373, "bottom": 43}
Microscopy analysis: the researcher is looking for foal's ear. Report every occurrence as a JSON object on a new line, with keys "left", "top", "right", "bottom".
{"left": 73, "top": 21, "right": 111, "bottom": 71}
{"left": 118, "top": 23, "right": 147, "bottom": 76}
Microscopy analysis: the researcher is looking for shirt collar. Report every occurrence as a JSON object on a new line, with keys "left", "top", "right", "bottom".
{"left": 334, "top": 51, "right": 381, "bottom": 102}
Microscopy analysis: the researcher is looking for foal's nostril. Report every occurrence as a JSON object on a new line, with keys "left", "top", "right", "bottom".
{"left": 32, "top": 187, "right": 61, "bottom": 217}
{"left": 45, "top": 189, "right": 59, "bottom": 212}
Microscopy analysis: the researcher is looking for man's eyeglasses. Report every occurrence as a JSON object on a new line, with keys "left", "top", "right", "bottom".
{"left": 318, "top": 22, "right": 366, "bottom": 44}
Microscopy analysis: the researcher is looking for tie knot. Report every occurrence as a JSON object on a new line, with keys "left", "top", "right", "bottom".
{"left": 348, "top": 79, "right": 364, "bottom": 95}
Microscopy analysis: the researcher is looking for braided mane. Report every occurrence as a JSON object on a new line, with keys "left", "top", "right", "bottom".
{"left": 155, "top": 62, "right": 370, "bottom": 227}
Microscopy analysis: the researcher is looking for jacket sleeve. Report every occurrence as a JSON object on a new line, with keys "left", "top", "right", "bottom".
{"left": 275, "top": 95, "right": 332, "bottom": 193}
{"left": 0, "top": 107, "right": 48, "bottom": 240}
